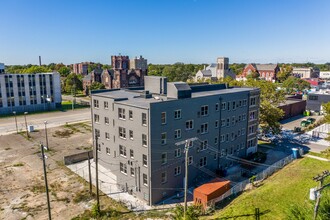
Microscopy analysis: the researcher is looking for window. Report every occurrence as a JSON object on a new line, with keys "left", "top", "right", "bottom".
{"left": 175, "top": 148, "right": 181, "bottom": 157}
{"left": 233, "top": 101, "right": 236, "bottom": 110}
{"left": 215, "top": 103, "right": 219, "bottom": 111}
{"left": 201, "top": 123, "right": 208, "bottom": 134}
{"left": 221, "top": 119, "right": 226, "bottom": 127}
{"left": 238, "top": 115, "right": 242, "bottom": 122}
{"left": 120, "top": 162, "right": 127, "bottom": 175}
{"left": 97, "top": 143, "right": 101, "bottom": 152}
{"left": 250, "top": 97, "right": 256, "bottom": 106}
{"left": 142, "top": 134, "right": 147, "bottom": 146}
{"left": 119, "top": 145, "right": 126, "bottom": 157}
{"left": 242, "top": 128, "right": 245, "bottom": 135}
{"left": 104, "top": 101, "right": 109, "bottom": 109}
{"left": 130, "top": 149, "right": 134, "bottom": 158}
{"left": 93, "top": 99, "right": 99, "bottom": 108}
{"left": 221, "top": 102, "right": 226, "bottom": 110}
{"left": 95, "top": 129, "right": 100, "bottom": 138}
{"left": 215, "top": 120, "right": 219, "bottom": 128}
{"left": 143, "top": 154, "right": 148, "bottom": 167}
{"left": 129, "top": 110, "right": 133, "bottom": 120}
{"left": 161, "top": 112, "right": 166, "bottom": 124}
{"left": 174, "top": 109, "right": 181, "bottom": 119}
{"left": 221, "top": 135, "right": 225, "bottom": 142}
{"left": 143, "top": 174, "right": 148, "bottom": 186}
{"left": 243, "top": 99, "right": 247, "bottom": 106}
{"left": 188, "top": 140, "right": 193, "bottom": 148}
{"left": 232, "top": 116, "right": 235, "bottom": 125}
{"left": 105, "top": 132, "right": 110, "bottom": 140}
{"left": 174, "top": 129, "right": 181, "bottom": 139}
{"left": 106, "top": 147, "right": 111, "bottom": 155}
{"left": 249, "top": 125, "right": 255, "bottom": 134}
{"left": 201, "top": 105, "right": 209, "bottom": 116}
{"left": 119, "top": 127, "right": 126, "bottom": 139}
{"left": 242, "top": 114, "right": 246, "bottom": 121}
{"left": 161, "top": 153, "right": 167, "bottom": 164}
{"left": 188, "top": 156, "right": 193, "bottom": 165}
{"left": 105, "top": 117, "right": 109, "bottom": 125}
{"left": 129, "top": 130, "right": 133, "bottom": 139}
{"left": 200, "top": 140, "right": 208, "bottom": 151}
{"left": 249, "top": 111, "right": 256, "bottom": 121}
{"left": 248, "top": 139, "right": 256, "bottom": 148}
{"left": 131, "top": 167, "right": 135, "bottom": 176}
{"left": 226, "top": 118, "right": 230, "bottom": 127}
{"left": 118, "top": 108, "right": 126, "bottom": 120}
{"left": 174, "top": 166, "right": 181, "bottom": 176}
{"left": 161, "top": 171, "right": 167, "bottom": 183}
{"left": 186, "top": 120, "right": 194, "bottom": 130}
{"left": 214, "top": 153, "right": 218, "bottom": 160}
{"left": 142, "top": 113, "right": 147, "bottom": 126}
{"left": 199, "top": 157, "right": 207, "bottom": 167}
{"left": 94, "top": 114, "right": 100, "bottom": 123}
{"left": 226, "top": 133, "right": 229, "bottom": 142}
{"left": 215, "top": 137, "right": 218, "bottom": 145}
{"left": 239, "top": 100, "right": 242, "bottom": 107}
{"left": 161, "top": 132, "right": 167, "bottom": 145}
{"left": 309, "top": 95, "right": 318, "bottom": 100}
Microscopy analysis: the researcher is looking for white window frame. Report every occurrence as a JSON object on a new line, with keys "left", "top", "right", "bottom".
{"left": 174, "top": 109, "right": 182, "bottom": 119}
{"left": 201, "top": 105, "right": 209, "bottom": 116}
{"left": 201, "top": 123, "right": 208, "bottom": 134}
{"left": 174, "top": 166, "right": 181, "bottom": 176}
{"left": 161, "top": 132, "right": 167, "bottom": 145}
{"left": 186, "top": 120, "right": 194, "bottom": 130}
{"left": 161, "top": 112, "right": 166, "bottom": 124}
{"left": 174, "top": 129, "right": 181, "bottom": 139}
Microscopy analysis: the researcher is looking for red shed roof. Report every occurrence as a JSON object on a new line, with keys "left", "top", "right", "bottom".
{"left": 194, "top": 178, "right": 231, "bottom": 196}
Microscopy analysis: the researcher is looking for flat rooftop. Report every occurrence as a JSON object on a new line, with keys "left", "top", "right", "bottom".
{"left": 92, "top": 85, "right": 257, "bottom": 108}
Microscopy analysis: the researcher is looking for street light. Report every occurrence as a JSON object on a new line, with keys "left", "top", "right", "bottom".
{"left": 24, "top": 112, "right": 29, "bottom": 138}
{"left": 13, "top": 111, "right": 18, "bottom": 134}
{"left": 44, "top": 121, "right": 49, "bottom": 150}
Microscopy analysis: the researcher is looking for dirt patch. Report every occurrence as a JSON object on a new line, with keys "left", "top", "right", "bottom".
{"left": 0, "top": 122, "right": 103, "bottom": 219}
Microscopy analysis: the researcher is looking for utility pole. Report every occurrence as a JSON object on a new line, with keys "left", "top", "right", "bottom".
{"left": 184, "top": 140, "right": 189, "bottom": 220}
{"left": 44, "top": 121, "right": 49, "bottom": 150}
{"left": 24, "top": 112, "right": 29, "bottom": 138}
{"left": 312, "top": 170, "right": 330, "bottom": 220}
{"left": 175, "top": 137, "right": 197, "bottom": 220}
{"left": 95, "top": 136, "right": 100, "bottom": 213}
{"left": 41, "top": 143, "right": 52, "bottom": 220}
{"left": 87, "top": 151, "right": 92, "bottom": 196}
{"left": 13, "top": 111, "right": 18, "bottom": 134}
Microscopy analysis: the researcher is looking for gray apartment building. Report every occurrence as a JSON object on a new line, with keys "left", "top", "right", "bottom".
{"left": 91, "top": 76, "right": 260, "bottom": 205}
{"left": 0, "top": 72, "right": 62, "bottom": 115}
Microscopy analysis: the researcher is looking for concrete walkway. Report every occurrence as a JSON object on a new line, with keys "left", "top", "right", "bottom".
{"left": 304, "top": 154, "right": 330, "bottom": 162}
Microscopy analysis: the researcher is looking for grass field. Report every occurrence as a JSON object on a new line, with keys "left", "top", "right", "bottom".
{"left": 205, "top": 158, "right": 330, "bottom": 220}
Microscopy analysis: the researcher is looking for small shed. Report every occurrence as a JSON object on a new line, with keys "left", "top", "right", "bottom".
{"left": 193, "top": 178, "right": 231, "bottom": 209}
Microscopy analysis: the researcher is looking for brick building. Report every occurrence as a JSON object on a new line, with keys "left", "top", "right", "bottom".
{"left": 73, "top": 62, "right": 94, "bottom": 75}
{"left": 238, "top": 64, "right": 280, "bottom": 82}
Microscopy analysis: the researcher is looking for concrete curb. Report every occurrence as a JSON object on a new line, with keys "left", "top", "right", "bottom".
{"left": 303, "top": 154, "right": 330, "bottom": 162}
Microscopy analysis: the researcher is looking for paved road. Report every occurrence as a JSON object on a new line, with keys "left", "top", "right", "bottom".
{"left": 0, "top": 108, "right": 91, "bottom": 136}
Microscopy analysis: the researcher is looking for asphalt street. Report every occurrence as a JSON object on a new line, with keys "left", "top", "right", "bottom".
{"left": 0, "top": 108, "right": 91, "bottom": 136}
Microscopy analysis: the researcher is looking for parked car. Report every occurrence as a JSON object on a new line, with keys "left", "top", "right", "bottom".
{"left": 306, "top": 117, "right": 316, "bottom": 124}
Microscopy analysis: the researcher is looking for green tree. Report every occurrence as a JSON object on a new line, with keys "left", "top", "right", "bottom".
{"left": 23, "top": 65, "right": 51, "bottom": 73}
{"left": 89, "top": 82, "right": 105, "bottom": 91}
{"left": 282, "top": 76, "right": 310, "bottom": 94}
{"left": 246, "top": 71, "right": 260, "bottom": 79}
{"left": 58, "top": 66, "right": 71, "bottom": 77}
{"left": 64, "top": 73, "right": 83, "bottom": 94}
{"left": 277, "top": 64, "right": 292, "bottom": 82}
{"left": 173, "top": 204, "right": 203, "bottom": 220}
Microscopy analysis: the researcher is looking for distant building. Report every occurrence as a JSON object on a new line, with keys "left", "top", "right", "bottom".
{"left": 292, "top": 67, "right": 319, "bottom": 79}
{"left": 307, "top": 90, "right": 330, "bottom": 112}
{"left": 0, "top": 72, "right": 62, "bottom": 115}
{"left": 319, "top": 71, "right": 330, "bottom": 79}
{"left": 195, "top": 57, "right": 236, "bottom": 81}
{"left": 130, "top": 55, "right": 148, "bottom": 71}
{"left": 82, "top": 68, "right": 103, "bottom": 95}
{"left": 0, "top": 63, "right": 4, "bottom": 74}
{"left": 82, "top": 55, "right": 148, "bottom": 95}
{"left": 278, "top": 95, "right": 306, "bottom": 120}
{"left": 91, "top": 76, "right": 260, "bottom": 205}
{"left": 73, "top": 62, "right": 94, "bottom": 75}
{"left": 238, "top": 64, "right": 280, "bottom": 82}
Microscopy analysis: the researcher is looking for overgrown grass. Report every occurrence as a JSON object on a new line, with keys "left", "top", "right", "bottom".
{"left": 206, "top": 158, "right": 330, "bottom": 220}
{"left": 308, "top": 149, "right": 330, "bottom": 159}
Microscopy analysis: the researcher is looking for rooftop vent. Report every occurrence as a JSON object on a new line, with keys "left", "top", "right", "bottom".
{"left": 140, "top": 90, "right": 152, "bottom": 99}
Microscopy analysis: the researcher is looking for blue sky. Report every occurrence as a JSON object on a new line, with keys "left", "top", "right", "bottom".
{"left": 1, "top": 0, "right": 329, "bottom": 65}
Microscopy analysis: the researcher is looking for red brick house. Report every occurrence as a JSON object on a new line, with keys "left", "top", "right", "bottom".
{"left": 238, "top": 64, "right": 280, "bottom": 82}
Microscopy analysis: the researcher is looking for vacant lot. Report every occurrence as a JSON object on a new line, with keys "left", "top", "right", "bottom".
{"left": 0, "top": 122, "right": 114, "bottom": 219}
{"left": 205, "top": 157, "right": 330, "bottom": 220}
